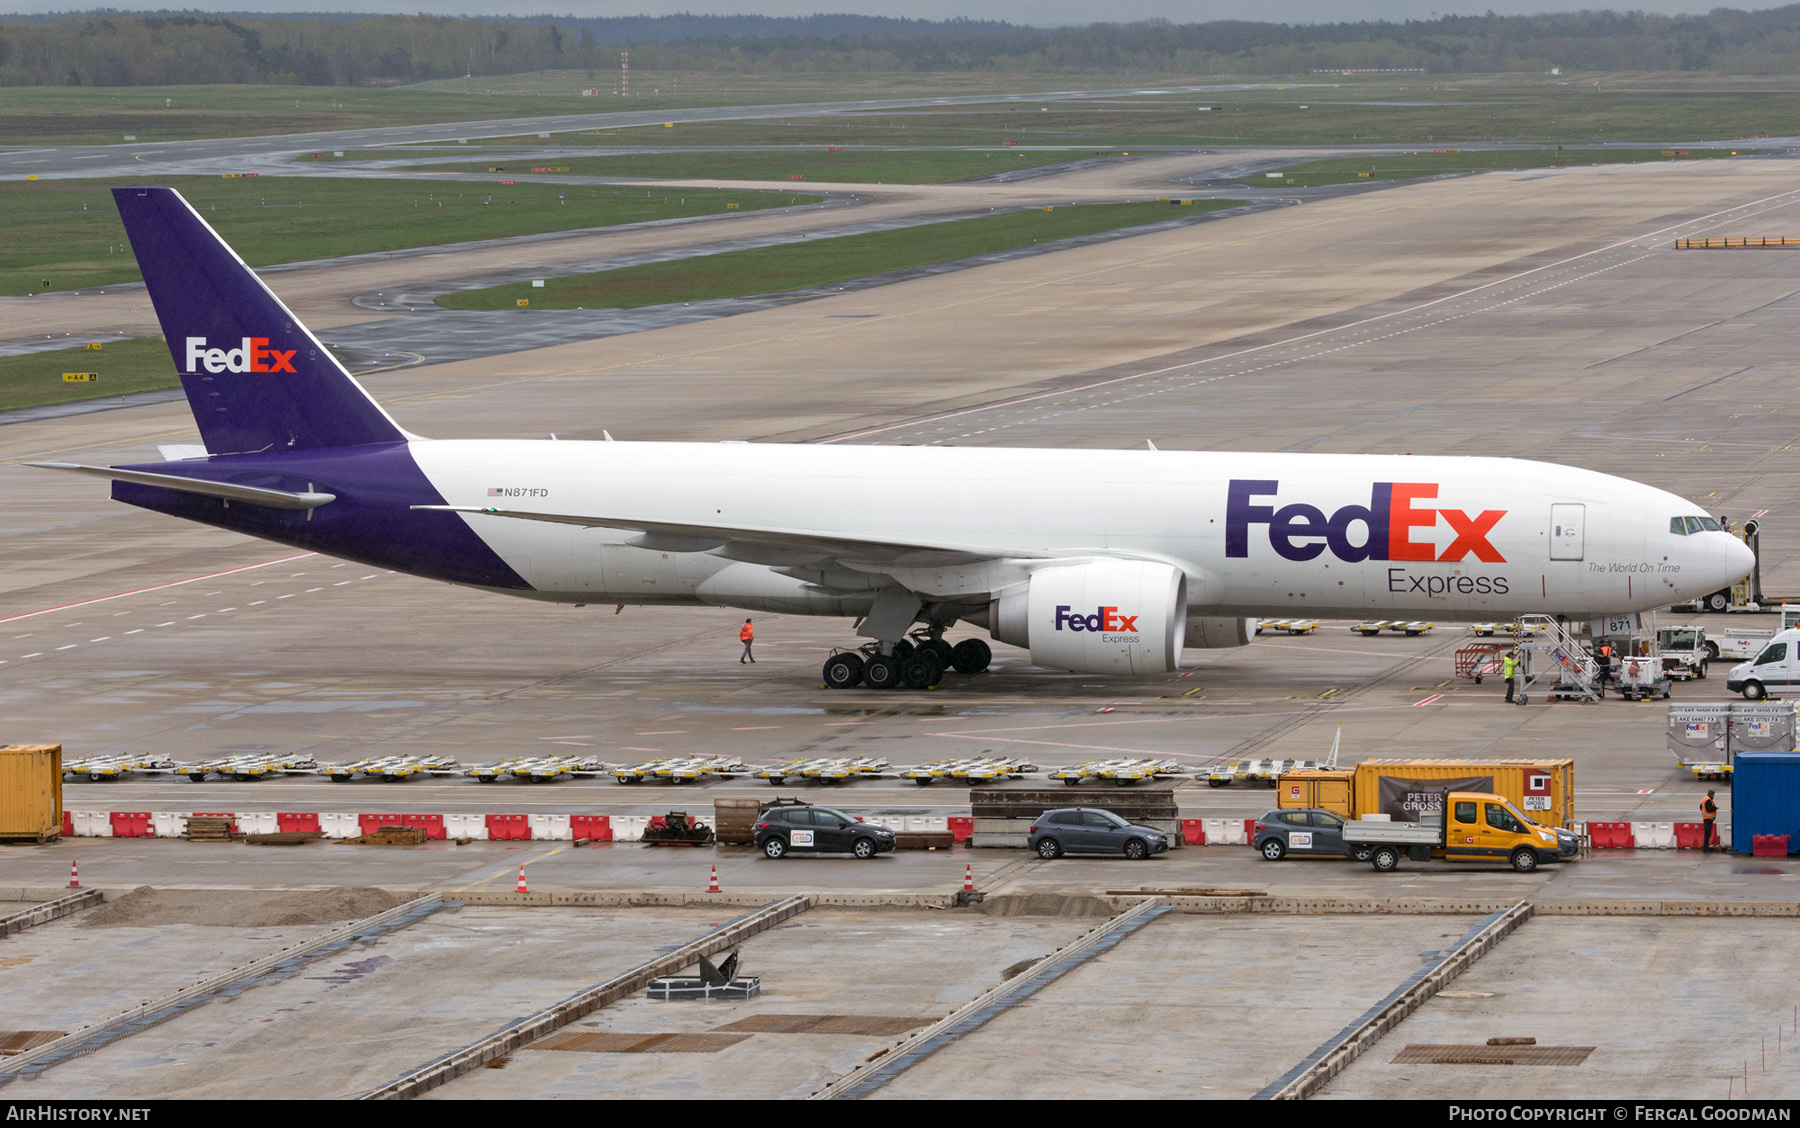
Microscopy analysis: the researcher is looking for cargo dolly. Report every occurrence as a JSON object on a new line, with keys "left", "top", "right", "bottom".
{"left": 468, "top": 755, "right": 612, "bottom": 783}
{"left": 755, "top": 757, "right": 889, "bottom": 785}
{"left": 321, "top": 754, "right": 460, "bottom": 782}
{"left": 62, "top": 754, "right": 174, "bottom": 782}
{"left": 176, "top": 754, "right": 316, "bottom": 782}
{"left": 1051, "top": 757, "right": 1187, "bottom": 785}
{"left": 613, "top": 755, "right": 748, "bottom": 784}
{"left": 899, "top": 756, "right": 1037, "bottom": 785}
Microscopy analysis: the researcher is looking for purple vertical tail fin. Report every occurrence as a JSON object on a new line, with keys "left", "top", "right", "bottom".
{"left": 113, "top": 186, "right": 408, "bottom": 455}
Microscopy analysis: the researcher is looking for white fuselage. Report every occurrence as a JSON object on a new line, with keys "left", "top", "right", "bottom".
{"left": 408, "top": 440, "right": 1752, "bottom": 620}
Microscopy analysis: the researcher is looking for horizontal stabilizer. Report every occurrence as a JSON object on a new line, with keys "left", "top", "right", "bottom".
{"left": 29, "top": 462, "right": 336, "bottom": 510}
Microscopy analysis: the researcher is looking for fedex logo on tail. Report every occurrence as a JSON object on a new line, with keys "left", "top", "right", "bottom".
{"left": 1226, "top": 479, "right": 1507, "bottom": 564}
{"left": 184, "top": 337, "right": 297, "bottom": 375}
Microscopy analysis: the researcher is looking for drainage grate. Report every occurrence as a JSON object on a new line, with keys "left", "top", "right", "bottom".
{"left": 532, "top": 1032, "right": 750, "bottom": 1054}
{"left": 1391, "top": 1044, "right": 1595, "bottom": 1066}
{"left": 713, "top": 1014, "right": 934, "bottom": 1036}
{"left": 0, "top": 1033, "right": 65, "bottom": 1057}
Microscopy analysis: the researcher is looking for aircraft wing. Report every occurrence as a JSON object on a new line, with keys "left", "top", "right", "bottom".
{"left": 412, "top": 504, "right": 1052, "bottom": 567}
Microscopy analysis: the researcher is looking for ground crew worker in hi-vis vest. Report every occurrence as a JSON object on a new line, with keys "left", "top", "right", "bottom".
{"left": 1701, "top": 789, "right": 1718, "bottom": 853}
{"left": 1502, "top": 649, "right": 1519, "bottom": 703}
{"left": 739, "top": 619, "right": 755, "bottom": 664}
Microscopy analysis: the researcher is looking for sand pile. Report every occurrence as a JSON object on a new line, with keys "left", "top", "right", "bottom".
{"left": 82, "top": 886, "right": 413, "bottom": 928}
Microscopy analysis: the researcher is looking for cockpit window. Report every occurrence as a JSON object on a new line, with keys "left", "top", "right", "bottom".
{"left": 1672, "top": 516, "right": 1723, "bottom": 535}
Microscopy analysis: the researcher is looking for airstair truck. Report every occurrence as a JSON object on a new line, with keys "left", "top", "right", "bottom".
{"left": 1344, "top": 792, "right": 1570, "bottom": 873}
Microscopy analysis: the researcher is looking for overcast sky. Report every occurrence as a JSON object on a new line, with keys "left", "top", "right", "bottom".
{"left": 3, "top": 2, "right": 1797, "bottom": 24}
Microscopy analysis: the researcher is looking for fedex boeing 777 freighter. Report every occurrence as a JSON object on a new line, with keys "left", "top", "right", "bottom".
{"left": 33, "top": 188, "right": 1755, "bottom": 690}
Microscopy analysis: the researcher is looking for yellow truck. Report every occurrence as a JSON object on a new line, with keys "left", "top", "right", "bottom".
{"left": 1277, "top": 758, "right": 1575, "bottom": 829}
{"left": 1345, "top": 791, "right": 1569, "bottom": 873}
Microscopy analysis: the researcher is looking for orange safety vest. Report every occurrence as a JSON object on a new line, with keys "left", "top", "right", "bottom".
{"left": 739, "top": 623, "right": 754, "bottom": 642}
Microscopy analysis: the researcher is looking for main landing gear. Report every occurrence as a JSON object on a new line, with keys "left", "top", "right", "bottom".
{"left": 821, "top": 632, "right": 992, "bottom": 690}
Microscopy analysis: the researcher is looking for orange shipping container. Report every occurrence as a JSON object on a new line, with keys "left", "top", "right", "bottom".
{"left": 1278, "top": 758, "right": 1575, "bottom": 829}
{"left": 0, "top": 744, "right": 63, "bottom": 842}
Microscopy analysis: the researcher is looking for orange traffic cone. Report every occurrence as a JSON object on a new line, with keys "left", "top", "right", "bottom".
{"left": 963, "top": 863, "right": 974, "bottom": 893}
{"left": 515, "top": 864, "right": 528, "bottom": 893}
{"left": 69, "top": 859, "right": 79, "bottom": 889}
{"left": 708, "top": 864, "right": 720, "bottom": 893}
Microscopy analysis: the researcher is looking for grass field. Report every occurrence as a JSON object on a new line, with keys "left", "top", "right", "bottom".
{"left": 410, "top": 147, "right": 1101, "bottom": 183}
{"left": 13, "top": 72, "right": 1800, "bottom": 148}
{"left": 0, "top": 337, "right": 177, "bottom": 412}
{"left": 2, "top": 177, "right": 817, "bottom": 296}
{"left": 1263, "top": 146, "right": 1756, "bottom": 186}
{"left": 0, "top": 72, "right": 1101, "bottom": 145}
{"left": 438, "top": 198, "right": 1241, "bottom": 310}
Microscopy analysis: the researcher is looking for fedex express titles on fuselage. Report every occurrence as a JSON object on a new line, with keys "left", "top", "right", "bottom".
{"left": 1191, "top": 465, "right": 1748, "bottom": 619}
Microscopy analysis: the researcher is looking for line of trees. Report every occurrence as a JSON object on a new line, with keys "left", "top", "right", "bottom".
{"left": 7, "top": 7, "right": 1800, "bottom": 87}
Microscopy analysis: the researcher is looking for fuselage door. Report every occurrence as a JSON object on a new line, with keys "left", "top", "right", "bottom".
{"left": 1549, "top": 503, "right": 1585, "bottom": 561}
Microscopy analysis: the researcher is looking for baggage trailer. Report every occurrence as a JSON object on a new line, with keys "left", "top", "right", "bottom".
{"left": 1345, "top": 791, "right": 1572, "bottom": 873}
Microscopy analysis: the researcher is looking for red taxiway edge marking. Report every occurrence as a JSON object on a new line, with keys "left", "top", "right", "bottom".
{"left": 0, "top": 552, "right": 317, "bottom": 625}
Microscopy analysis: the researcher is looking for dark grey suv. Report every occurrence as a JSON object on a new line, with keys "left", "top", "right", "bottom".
{"left": 754, "top": 804, "right": 895, "bottom": 859}
{"left": 1027, "top": 808, "right": 1169, "bottom": 860}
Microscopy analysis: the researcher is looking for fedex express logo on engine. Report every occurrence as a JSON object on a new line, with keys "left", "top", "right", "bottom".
{"left": 184, "top": 337, "right": 297, "bottom": 375}
{"left": 1227, "top": 480, "right": 1506, "bottom": 564}
{"left": 1054, "top": 605, "right": 1138, "bottom": 633}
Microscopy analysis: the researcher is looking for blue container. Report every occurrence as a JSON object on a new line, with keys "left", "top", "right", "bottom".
{"left": 1729, "top": 752, "right": 1800, "bottom": 855}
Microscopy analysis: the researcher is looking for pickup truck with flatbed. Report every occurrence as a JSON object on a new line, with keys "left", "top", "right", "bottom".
{"left": 1342, "top": 791, "right": 1573, "bottom": 873}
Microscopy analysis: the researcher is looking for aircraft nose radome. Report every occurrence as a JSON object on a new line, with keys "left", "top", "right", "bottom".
{"left": 1725, "top": 536, "right": 1757, "bottom": 586}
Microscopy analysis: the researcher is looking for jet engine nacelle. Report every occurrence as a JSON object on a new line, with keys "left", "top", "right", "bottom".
{"left": 1185, "top": 615, "right": 1255, "bottom": 649}
{"left": 989, "top": 559, "right": 1187, "bottom": 674}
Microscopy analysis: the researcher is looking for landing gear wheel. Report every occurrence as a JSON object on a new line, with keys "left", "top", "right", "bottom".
{"left": 1706, "top": 591, "right": 1730, "bottom": 613}
{"left": 923, "top": 640, "right": 955, "bottom": 669}
{"left": 822, "top": 652, "right": 864, "bottom": 689}
{"left": 863, "top": 654, "right": 901, "bottom": 690}
{"left": 901, "top": 653, "right": 943, "bottom": 690}
{"left": 892, "top": 639, "right": 916, "bottom": 660}
{"left": 951, "top": 638, "right": 993, "bottom": 675}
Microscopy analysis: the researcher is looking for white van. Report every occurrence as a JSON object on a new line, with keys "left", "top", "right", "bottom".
{"left": 1726, "top": 628, "right": 1800, "bottom": 699}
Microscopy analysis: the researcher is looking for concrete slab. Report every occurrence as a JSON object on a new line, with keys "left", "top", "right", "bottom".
{"left": 865, "top": 911, "right": 1484, "bottom": 1099}
{"left": 1316, "top": 915, "right": 1800, "bottom": 1099}
{"left": 0, "top": 916, "right": 335, "bottom": 1035}
{"left": 429, "top": 905, "right": 1100, "bottom": 1099}
{"left": 11, "top": 905, "right": 744, "bottom": 1100}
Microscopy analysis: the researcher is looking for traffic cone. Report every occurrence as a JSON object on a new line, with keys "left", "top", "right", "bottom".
{"left": 708, "top": 864, "right": 720, "bottom": 893}
{"left": 69, "top": 859, "right": 79, "bottom": 889}
{"left": 963, "top": 863, "right": 974, "bottom": 893}
{"left": 515, "top": 864, "right": 528, "bottom": 893}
